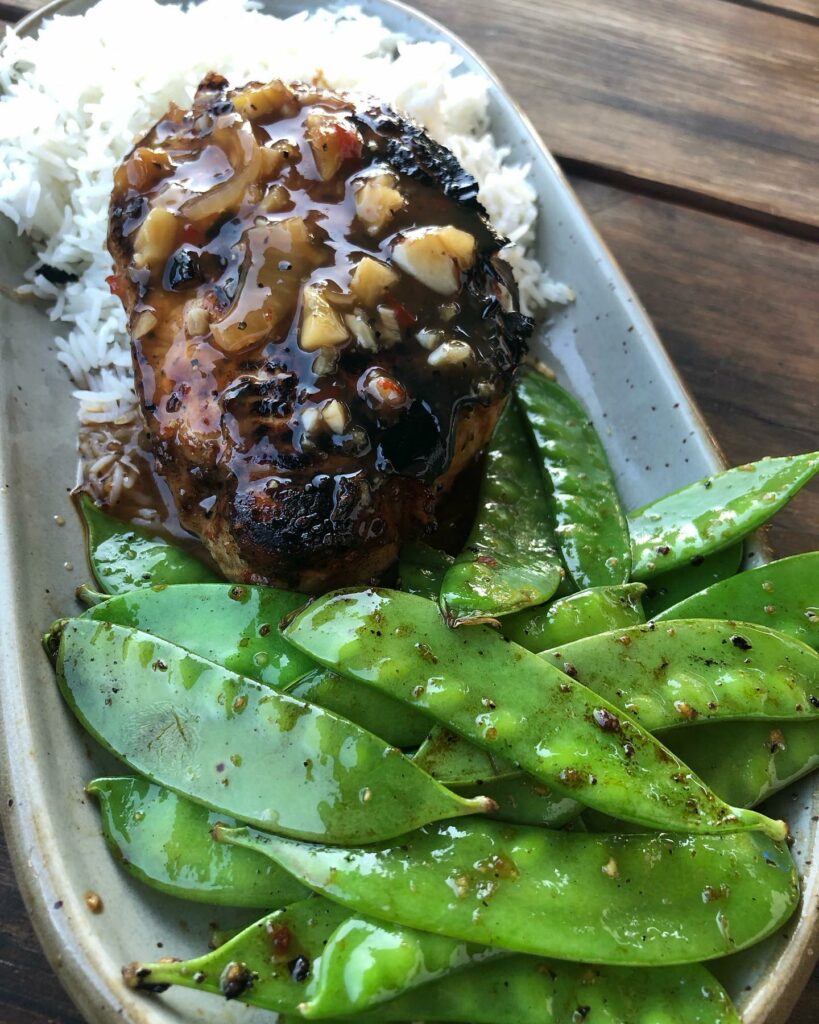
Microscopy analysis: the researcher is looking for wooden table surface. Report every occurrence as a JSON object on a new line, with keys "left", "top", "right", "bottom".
{"left": 1, "top": 0, "right": 817, "bottom": 1021}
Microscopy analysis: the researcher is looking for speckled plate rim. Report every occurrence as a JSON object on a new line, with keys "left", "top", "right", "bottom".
{"left": 0, "top": 2, "right": 815, "bottom": 1023}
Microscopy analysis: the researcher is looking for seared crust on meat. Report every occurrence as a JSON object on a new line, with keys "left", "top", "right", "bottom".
{"left": 108, "top": 75, "right": 531, "bottom": 590}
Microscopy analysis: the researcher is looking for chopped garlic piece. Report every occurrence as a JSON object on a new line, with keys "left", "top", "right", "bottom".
{"left": 133, "top": 207, "right": 178, "bottom": 270}
{"left": 416, "top": 327, "right": 443, "bottom": 351}
{"left": 354, "top": 173, "right": 404, "bottom": 235}
{"left": 300, "top": 284, "right": 349, "bottom": 351}
{"left": 131, "top": 310, "right": 158, "bottom": 339}
{"left": 322, "top": 398, "right": 349, "bottom": 435}
{"left": 344, "top": 311, "right": 378, "bottom": 352}
{"left": 392, "top": 226, "right": 476, "bottom": 295}
{"left": 427, "top": 339, "right": 474, "bottom": 367}
{"left": 350, "top": 256, "right": 398, "bottom": 307}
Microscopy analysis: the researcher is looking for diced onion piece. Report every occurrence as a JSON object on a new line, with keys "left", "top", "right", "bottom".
{"left": 392, "top": 226, "right": 476, "bottom": 295}
{"left": 211, "top": 217, "right": 320, "bottom": 353}
{"left": 182, "top": 123, "right": 262, "bottom": 221}
{"left": 184, "top": 300, "right": 211, "bottom": 338}
{"left": 344, "top": 310, "right": 378, "bottom": 352}
{"left": 427, "top": 339, "right": 474, "bottom": 367}
{"left": 375, "top": 304, "right": 402, "bottom": 347}
{"left": 350, "top": 256, "right": 398, "bottom": 307}
{"left": 300, "top": 283, "right": 350, "bottom": 351}
{"left": 416, "top": 327, "right": 443, "bottom": 351}
{"left": 233, "top": 80, "right": 295, "bottom": 120}
{"left": 321, "top": 398, "right": 349, "bottom": 435}
{"left": 131, "top": 310, "right": 158, "bottom": 339}
{"left": 133, "top": 208, "right": 178, "bottom": 270}
{"left": 354, "top": 173, "right": 404, "bottom": 235}
{"left": 120, "top": 147, "right": 173, "bottom": 192}
{"left": 258, "top": 184, "right": 292, "bottom": 213}
{"left": 305, "top": 112, "right": 362, "bottom": 180}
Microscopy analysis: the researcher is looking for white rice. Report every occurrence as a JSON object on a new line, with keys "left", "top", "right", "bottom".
{"left": 0, "top": 0, "right": 571, "bottom": 448}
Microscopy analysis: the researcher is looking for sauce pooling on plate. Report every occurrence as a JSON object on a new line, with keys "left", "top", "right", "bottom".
{"left": 107, "top": 73, "right": 531, "bottom": 591}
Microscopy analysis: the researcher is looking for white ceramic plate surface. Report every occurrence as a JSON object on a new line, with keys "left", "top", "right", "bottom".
{"left": 0, "top": 2, "right": 815, "bottom": 1022}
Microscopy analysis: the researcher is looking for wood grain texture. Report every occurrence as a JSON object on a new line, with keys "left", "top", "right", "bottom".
{"left": 413, "top": 0, "right": 819, "bottom": 235}
{"left": 0, "top": 0, "right": 817, "bottom": 1022}
{"left": 571, "top": 177, "right": 819, "bottom": 557}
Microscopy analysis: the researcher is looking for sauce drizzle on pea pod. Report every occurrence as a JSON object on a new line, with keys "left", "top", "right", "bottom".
{"left": 282, "top": 589, "right": 786, "bottom": 839}
{"left": 56, "top": 619, "right": 492, "bottom": 844}
{"left": 78, "top": 494, "right": 218, "bottom": 593}
{"left": 514, "top": 369, "right": 631, "bottom": 588}
{"left": 540, "top": 619, "right": 819, "bottom": 731}
{"left": 628, "top": 452, "right": 819, "bottom": 580}
{"left": 216, "top": 820, "right": 799, "bottom": 964}
{"left": 439, "top": 400, "right": 564, "bottom": 626}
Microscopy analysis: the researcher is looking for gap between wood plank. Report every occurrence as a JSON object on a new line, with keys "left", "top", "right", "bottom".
{"left": 719, "top": 0, "right": 819, "bottom": 25}
{"left": 559, "top": 156, "right": 819, "bottom": 244}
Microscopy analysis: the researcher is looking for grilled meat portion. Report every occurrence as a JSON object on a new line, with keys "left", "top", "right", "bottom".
{"left": 108, "top": 74, "right": 532, "bottom": 591}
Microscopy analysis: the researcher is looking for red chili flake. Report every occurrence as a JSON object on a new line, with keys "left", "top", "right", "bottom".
{"left": 181, "top": 223, "right": 207, "bottom": 247}
{"left": 388, "top": 298, "right": 417, "bottom": 329}
{"left": 106, "top": 274, "right": 126, "bottom": 298}
{"left": 333, "top": 121, "right": 362, "bottom": 161}
{"left": 266, "top": 924, "right": 292, "bottom": 956}
{"left": 476, "top": 554, "right": 499, "bottom": 568}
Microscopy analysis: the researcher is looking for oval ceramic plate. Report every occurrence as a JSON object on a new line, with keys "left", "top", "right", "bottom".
{"left": 0, "top": 1, "right": 815, "bottom": 1022}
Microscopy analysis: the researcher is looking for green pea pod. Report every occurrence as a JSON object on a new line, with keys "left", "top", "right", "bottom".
{"left": 56, "top": 620, "right": 492, "bottom": 844}
{"left": 285, "top": 667, "right": 429, "bottom": 749}
{"left": 502, "top": 583, "right": 646, "bottom": 653}
{"left": 439, "top": 401, "right": 564, "bottom": 625}
{"left": 665, "top": 719, "right": 819, "bottom": 809}
{"left": 310, "top": 960, "right": 741, "bottom": 1024}
{"left": 87, "top": 776, "right": 308, "bottom": 907}
{"left": 282, "top": 589, "right": 786, "bottom": 839}
{"left": 301, "top": 916, "right": 500, "bottom": 1019}
{"left": 656, "top": 552, "right": 819, "bottom": 651}
{"left": 541, "top": 619, "right": 819, "bottom": 730}
{"left": 124, "top": 903, "right": 739, "bottom": 1023}
{"left": 217, "top": 820, "right": 799, "bottom": 964}
{"left": 454, "top": 774, "right": 581, "bottom": 828}
{"left": 399, "top": 542, "right": 453, "bottom": 601}
{"left": 628, "top": 452, "right": 819, "bottom": 580}
{"left": 641, "top": 544, "right": 743, "bottom": 619}
{"left": 81, "top": 584, "right": 427, "bottom": 747}
{"left": 123, "top": 896, "right": 349, "bottom": 1010}
{"left": 83, "top": 583, "right": 312, "bottom": 688}
{"left": 514, "top": 369, "right": 631, "bottom": 588}
{"left": 77, "top": 493, "right": 219, "bottom": 593}
{"left": 414, "top": 727, "right": 518, "bottom": 785}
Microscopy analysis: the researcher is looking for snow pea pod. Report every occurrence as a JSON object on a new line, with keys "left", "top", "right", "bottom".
{"left": 87, "top": 776, "right": 309, "bottom": 907}
{"left": 301, "top": 915, "right": 500, "bottom": 1019}
{"left": 628, "top": 452, "right": 819, "bottom": 580}
{"left": 83, "top": 585, "right": 426, "bottom": 746}
{"left": 642, "top": 544, "right": 743, "bottom": 619}
{"left": 78, "top": 494, "right": 219, "bottom": 594}
{"left": 665, "top": 719, "right": 819, "bottom": 809}
{"left": 282, "top": 589, "right": 786, "bottom": 839}
{"left": 310, "top": 960, "right": 741, "bottom": 1024}
{"left": 285, "top": 667, "right": 429, "bottom": 749}
{"left": 399, "top": 542, "right": 453, "bottom": 600}
{"left": 656, "top": 552, "right": 819, "bottom": 651}
{"left": 124, "top": 896, "right": 349, "bottom": 1010}
{"left": 540, "top": 619, "right": 819, "bottom": 731}
{"left": 502, "top": 583, "right": 646, "bottom": 653}
{"left": 83, "top": 583, "right": 312, "bottom": 689}
{"left": 56, "top": 620, "right": 492, "bottom": 844}
{"left": 217, "top": 820, "right": 799, "bottom": 964}
{"left": 514, "top": 370, "right": 631, "bottom": 588}
{"left": 454, "top": 774, "right": 581, "bottom": 828}
{"left": 439, "top": 401, "right": 564, "bottom": 625}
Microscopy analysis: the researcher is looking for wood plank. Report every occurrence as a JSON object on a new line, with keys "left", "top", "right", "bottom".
{"left": 572, "top": 176, "right": 819, "bottom": 555}
{"left": 725, "top": 0, "right": 819, "bottom": 21}
{"left": 413, "top": 0, "right": 819, "bottom": 235}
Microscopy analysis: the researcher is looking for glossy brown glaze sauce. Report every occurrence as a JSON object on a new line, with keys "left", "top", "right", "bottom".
{"left": 105, "top": 74, "right": 531, "bottom": 589}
